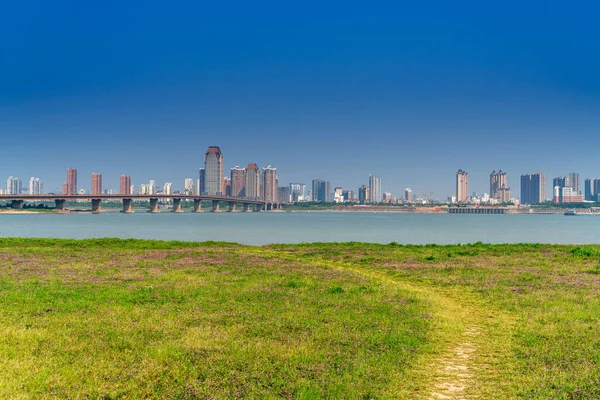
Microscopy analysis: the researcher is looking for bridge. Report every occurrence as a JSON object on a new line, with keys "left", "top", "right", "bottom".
{"left": 0, "top": 194, "right": 281, "bottom": 213}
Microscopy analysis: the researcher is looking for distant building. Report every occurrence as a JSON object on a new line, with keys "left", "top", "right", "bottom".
{"left": 405, "top": 188, "right": 413, "bottom": 202}
{"left": 67, "top": 168, "right": 77, "bottom": 195}
{"left": 223, "top": 177, "right": 231, "bottom": 197}
{"left": 6, "top": 176, "right": 22, "bottom": 195}
{"left": 91, "top": 173, "right": 102, "bottom": 196}
{"left": 554, "top": 186, "right": 583, "bottom": 203}
{"left": 312, "top": 179, "right": 331, "bottom": 202}
{"left": 262, "top": 166, "right": 278, "bottom": 203}
{"left": 278, "top": 186, "right": 291, "bottom": 203}
{"left": 383, "top": 192, "right": 392, "bottom": 202}
{"left": 198, "top": 168, "right": 205, "bottom": 195}
{"left": 334, "top": 187, "right": 344, "bottom": 203}
{"left": 203, "top": 146, "right": 224, "bottom": 195}
{"left": 163, "top": 182, "right": 173, "bottom": 195}
{"left": 456, "top": 170, "right": 469, "bottom": 203}
{"left": 28, "top": 177, "right": 43, "bottom": 195}
{"left": 490, "top": 170, "right": 510, "bottom": 202}
{"left": 230, "top": 166, "right": 246, "bottom": 197}
{"left": 62, "top": 182, "right": 68, "bottom": 195}
{"left": 184, "top": 178, "right": 195, "bottom": 196}
{"left": 594, "top": 179, "right": 600, "bottom": 202}
{"left": 149, "top": 180, "right": 156, "bottom": 195}
{"left": 342, "top": 189, "right": 354, "bottom": 202}
{"left": 120, "top": 175, "right": 132, "bottom": 195}
{"left": 245, "top": 163, "right": 261, "bottom": 199}
{"left": 358, "top": 185, "right": 368, "bottom": 204}
{"left": 521, "top": 173, "right": 546, "bottom": 205}
{"left": 568, "top": 172, "right": 580, "bottom": 195}
{"left": 585, "top": 178, "right": 594, "bottom": 201}
{"left": 369, "top": 175, "right": 381, "bottom": 203}
{"left": 290, "top": 183, "right": 306, "bottom": 202}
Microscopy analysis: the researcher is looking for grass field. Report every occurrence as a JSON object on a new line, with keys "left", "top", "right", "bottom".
{"left": 0, "top": 239, "right": 599, "bottom": 398}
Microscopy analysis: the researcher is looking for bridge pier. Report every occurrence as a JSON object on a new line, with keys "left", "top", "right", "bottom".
{"left": 55, "top": 199, "right": 66, "bottom": 212}
{"left": 211, "top": 200, "right": 220, "bottom": 212}
{"left": 255, "top": 204, "right": 263, "bottom": 212}
{"left": 11, "top": 200, "right": 23, "bottom": 209}
{"left": 149, "top": 198, "right": 160, "bottom": 213}
{"left": 193, "top": 199, "right": 202, "bottom": 212}
{"left": 91, "top": 199, "right": 103, "bottom": 213}
{"left": 266, "top": 203, "right": 273, "bottom": 211}
{"left": 228, "top": 201, "right": 236, "bottom": 212}
{"left": 121, "top": 198, "right": 134, "bottom": 213}
{"left": 172, "top": 198, "right": 183, "bottom": 213}
{"left": 243, "top": 203, "right": 251, "bottom": 212}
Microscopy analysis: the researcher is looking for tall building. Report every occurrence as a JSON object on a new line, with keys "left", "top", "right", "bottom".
{"left": 369, "top": 175, "right": 381, "bottom": 203}
{"left": 230, "top": 166, "right": 246, "bottom": 197}
{"left": 289, "top": 183, "right": 306, "bottom": 202}
{"left": 6, "top": 176, "right": 22, "bottom": 195}
{"left": 120, "top": 175, "right": 132, "bottom": 195}
{"left": 405, "top": 188, "right": 413, "bottom": 202}
{"left": 489, "top": 170, "right": 509, "bottom": 200}
{"left": 568, "top": 172, "right": 580, "bottom": 194}
{"left": 198, "top": 168, "right": 205, "bottom": 195}
{"left": 223, "top": 177, "right": 231, "bottom": 197}
{"left": 149, "top": 180, "right": 156, "bottom": 195}
{"left": 585, "top": 178, "right": 594, "bottom": 201}
{"left": 163, "top": 182, "right": 173, "bottom": 195}
{"left": 203, "top": 146, "right": 224, "bottom": 195}
{"left": 62, "top": 182, "right": 68, "bottom": 195}
{"left": 342, "top": 190, "right": 354, "bottom": 201}
{"left": 358, "top": 185, "right": 368, "bottom": 204}
{"left": 521, "top": 173, "right": 546, "bottom": 205}
{"left": 334, "top": 187, "right": 344, "bottom": 203}
{"left": 28, "top": 177, "right": 43, "bottom": 194}
{"left": 91, "top": 173, "right": 102, "bottom": 196}
{"left": 594, "top": 179, "right": 600, "bottom": 202}
{"left": 553, "top": 177, "right": 567, "bottom": 190}
{"left": 67, "top": 168, "right": 77, "bottom": 195}
{"left": 184, "top": 178, "right": 195, "bottom": 195}
{"left": 278, "top": 186, "right": 291, "bottom": 203}
{"left": 245, "top": 163, "right": 261, "bottom": 199}
{"left": 456, "top": 169, "right": 469, "bottom": 203}
{"left": 262, "top": 166, "right": 278, "bottom": 203}
{"left": 312, "top": 179, "right": 331, "bottom": 202}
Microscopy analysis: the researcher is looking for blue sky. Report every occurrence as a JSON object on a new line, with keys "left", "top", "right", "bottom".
{"left": 1, "top": 1, "right": 600, "bottom": 198}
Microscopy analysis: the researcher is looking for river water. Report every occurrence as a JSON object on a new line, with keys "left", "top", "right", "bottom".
{"left": 0, "top": 212, "right": 598, "bottom": 245}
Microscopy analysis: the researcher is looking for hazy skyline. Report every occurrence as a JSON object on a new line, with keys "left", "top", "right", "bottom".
{"left": 2, "top": 1, "right": 600, "bottom": 197}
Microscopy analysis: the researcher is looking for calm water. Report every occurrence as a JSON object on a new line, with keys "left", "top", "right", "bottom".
{"left": 0, "top": 212, "right": 599, "bottom": 245}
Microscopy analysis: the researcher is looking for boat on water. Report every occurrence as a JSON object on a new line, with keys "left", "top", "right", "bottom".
{"left": 564, "top": 210, "right": 577, "bottom": 216}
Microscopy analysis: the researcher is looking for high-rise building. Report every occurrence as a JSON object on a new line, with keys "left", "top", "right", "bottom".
{"left": 585, "top": 178, "right": 594, "bottom": 201}
{"left": 369, "top": 175, "right": 381, "bottom": 203}
{"left": 290, "top": 183, "right": 306, "bottom": 202}
{"left": 405, "top": 188, "right": 413, "bottom": 202}
{"left": 163, "top": 182, "right": 173, "bottom": 195}
{"left": 312, "top": 179, "right": 331, "bottom": 202}
{"left": 120, "top": 175, "right": 132, "bottom": 195}
{"left": 6, "top": 176, "right": 22, "bottom": 195}
{"left": 199, "top": 168, "right": 206, "bottom": 195}
{"left": 245, "top": 163, "right": 261, "bottom": 199}
{"left": 521, "top": 173, "right": 546, "bottom": 205}
{"left": 149, "top": 180, "right": 156, "bottom": 195}
{"left": 262, "top": 166, "right": 278, "bottom": 203}
{"left": 28, "top": 177, "right": 43, "bottom": 194}
{"left": 184, "top": 178, "right": 195, "bottom": 195}
{"left": 223, "top": 177, "right": 231, "bottom": 197}
{"left": 358, "top": 185, "right": 368, "bottom": 204}
{"left": 278, "top": 186, "right": 291, "bottom": 203}
{"left": 553, "top": 177, "right": 567, "bottom": 190}
{"left": 203, "top": 146, "right": 224, "bottom": 196}
{"left": 62, "top": 182, "right": 68, "bottom": 195}
{"left": 334, "top": 187, "right": 344, "bottom": 203}
{"left": 91, "top": 173, "right": 102, "bottom": 196}
{"left": 67, "top": 168, "right": 77, "bottom": 195}
{"left": 594, "top": 179, "right": 600, "bottom": 202}
{"left": 342, "top": 190, "right": 354, "bottom": 202}
{"left": 568, "top": 172, "right": 580, "bottom": 195}
{"left": 456, "top": 170, "right": 469, "bottom": 203}
{"left": 230, "top": 166, "right": 246, "bottom": 197}
{"left": 490, "top": 170, "right": 509, "bottom": 201}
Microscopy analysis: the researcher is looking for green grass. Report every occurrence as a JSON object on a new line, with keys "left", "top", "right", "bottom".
{"left": 0, "top": 239, "right": 599, "bottom": 398}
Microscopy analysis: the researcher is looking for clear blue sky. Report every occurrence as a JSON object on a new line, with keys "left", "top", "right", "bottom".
{"left": 2, "top": 1, "right": 600, "bottom": 198}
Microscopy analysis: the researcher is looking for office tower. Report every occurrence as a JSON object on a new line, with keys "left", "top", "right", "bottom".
{"left": 585, "top": 178, "right": 593, "bottom": 201}
{"left": 278, "top": 186, "right": 291, "bottom": 203}
{"left": 184, "top": 178, "right": 195, "bottom": 195}
{"left": 456, "top": 170, "right": 469, "bottom": 203}
{"left": 358, "top": 185, "right": 368, "bottom": 204}
{"left": 203, "top": 146, "right": 224, "bottom": 196}
{"left": 290, "top": 183, "right": 306, "bottom": 202}
{"left": 312, "top": 179, "right": 331, "bottom": 202}
{"left": 262, "top": 166, "right": 278, "bottom": 203}
{"left": 405, "top": 188, "right": 413, "bottom": 202}
{"left": 91, "top": 173, "right": 102, "bottom": 196}
{"left": 568, "top": 172, "right": 580, "bottom": 194}
{"left": 163, "top": 182, "right": 173, "bottom": 195}
{"left": 521, "top": 173, "right": 546, "bottom": 205}
{"left": 28, "top": 177, "right": 43, "bottom": 194}
{"left": 245, "top": 163, "right": 261, "bottom": 199}
{"left": 223, "top": 177, "right": 231, "bottom": 197}
{"left": 120, "top": 175, "right": 132, "bottom": 195}
{"left": 66, "top": 168, "right": 77, "bottom": 195}
{"left": 230, "top": 166, "right": 246, "bottom": 197}
{"left": 198, "top": 168, "right": 205, "bottom": 195}
{"left": 593, "top": 179, "right": 600, "bottom": 202}
{"left": 368, "top": 175, "right": 381, "bottom": 203}
{"left": 6, "top": 176, "right": 22, "bottom": 195}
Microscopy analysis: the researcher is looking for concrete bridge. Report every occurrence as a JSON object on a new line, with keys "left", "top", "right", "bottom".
{"left": 0, "top": 194, "right": 281, "bottom": 213}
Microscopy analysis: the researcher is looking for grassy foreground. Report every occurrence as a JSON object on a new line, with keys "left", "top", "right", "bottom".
{"left": 0, "top": 239, "right": 599, "bottom": 398}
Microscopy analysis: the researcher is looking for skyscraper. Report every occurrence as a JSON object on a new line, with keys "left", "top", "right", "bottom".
{"left": 289, "top": 183, "right": 306, "bottom": 202}
{"left": 120, "top": 175, "right": 132, "bottom": 195}
{"left": 312, "top": 179, "right": 331, "bottom": 202}
{"left": 199, "top": 168, "right": 206, "bottom": 195}
{"left": 28, "top": 177, "right": 43, "bottom": 194}
{"left": 245, "top": 163, "right": 261, "bottom": 199}
{"left": 149, "top": 180, "right": 156, "bottom": 195}
{"left": 262, "top": 166, "right": 278, "bottom": 203}
{"left": 456, "top": 169, "right": 469, "bottom": 203}
{"left": 405, "top": 188, "right": 413, "bottom": 202}
{"left": 204, "top": 146, "right": 224, "bottom": 196}
{"left": 184, "top": 178, "right": 195, "bottom": 195}
{"left": 278, "top": 186, "right": 291, "bottom": 203}
{"left": 223, "top": 177, "right": 231, "bottom": 197}
{"left": 358, "top": 185, "right": 368, "bottom": 204}
{"left": 67, "top": 168, "right": 77, "bottom": 195}
{"left": 521, "top": 173, "right": 546, "bottom": 205}
{"left": 230, "top": 166, "right": 246, "bottom": 197}
{"left": 91, "top": 173, "right": 102, "bottom": 196}
{"left": 568, "top": 172, "right": 580, "bottom": 195}
{"left": 163, "top": 182, "right": 173, "bottom": 195}
{"left": 369, "top": 175, "right": 381, "bottom": 203}
{"left": 6, "top": 177, "right": 22, "bottom": 195}
{"left": 594, "top": 179, "right": 600, "bottom": 202}
{"left": 585, "top": 178, "right": 593, "bottom": 201}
